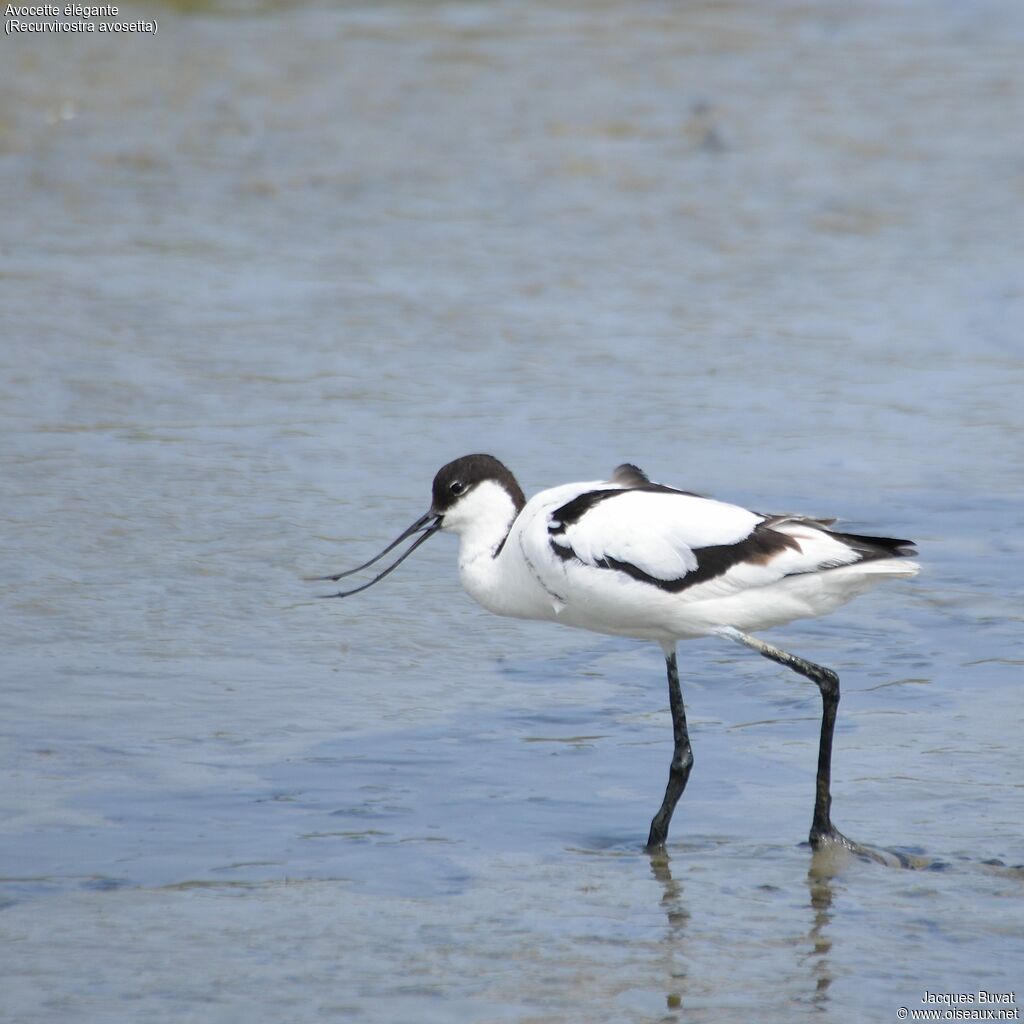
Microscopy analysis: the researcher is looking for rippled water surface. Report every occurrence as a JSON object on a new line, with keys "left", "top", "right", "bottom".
{"left": 2, "top": 1, "right": 1023, "bottom": 1021}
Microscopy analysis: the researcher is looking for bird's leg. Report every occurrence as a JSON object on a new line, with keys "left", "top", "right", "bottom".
{"left": 714, "top": 627, "right": 854, "bottom": 851}
{"left": 646, "top": 644, "right": 694, "bottom": 852}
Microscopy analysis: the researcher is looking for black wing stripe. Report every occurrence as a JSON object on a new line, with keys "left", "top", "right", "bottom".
{"left": 549, "top": 484, "right": 702, "bottom": 532}
{"left": 548, "top": 487, "right": 918, "bottom": 593}
{"left": 828, "top": 530, "right": 917, "bottom": 558}
{"left": 550, "top": 526, "right": 801, "bottom": 593}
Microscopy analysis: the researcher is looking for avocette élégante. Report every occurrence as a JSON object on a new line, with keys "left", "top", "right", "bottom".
{"left": 316, "top": 454, "right": 919, "bottom": 852}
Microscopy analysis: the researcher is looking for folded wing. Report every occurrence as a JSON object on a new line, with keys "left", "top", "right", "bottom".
{"left": 543, "top": 483, "right": 914, "bottom": 598}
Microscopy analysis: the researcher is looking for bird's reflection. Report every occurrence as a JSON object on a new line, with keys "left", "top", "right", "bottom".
{"left": 647, "top": 850, "right": 689, "bottom": 1014}
{"left": 644, "top": 835, "right": 989, "bottom": 1019}
{"left": 646, "top": 844, "right": 854, "bottom": 1017}
{"left": 649, "top": 849, "right": 689, "bottom": 935}
{"left": 806, "top": 846, "right": 843, "bottom": 1009}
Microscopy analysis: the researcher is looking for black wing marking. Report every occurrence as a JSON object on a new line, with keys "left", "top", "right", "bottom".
{"left": 548, "top": 490, "right": 916, "bottom": 594}
{"left": 549, "top": 520, "right": 801, "bottom": 593}
{"left": 549, "top": 478, "right": 704, "bottom": 533}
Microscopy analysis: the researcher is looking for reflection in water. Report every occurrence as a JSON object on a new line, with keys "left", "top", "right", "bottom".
{"left": 645, "top": 847, "right": 892, "bottom": 1018}
{"left": 646, "top": 849, "right": 837, "bottom": 1018}
{"left": 648, "top": 851, "right": 689, "bottom": 1017}
{"left": 807, "top": 851, "right": 840, "bottom": 1011}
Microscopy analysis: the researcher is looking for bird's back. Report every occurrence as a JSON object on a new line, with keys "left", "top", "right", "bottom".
{"left": 511, "top": 474, "right": 917, "bottom": 642}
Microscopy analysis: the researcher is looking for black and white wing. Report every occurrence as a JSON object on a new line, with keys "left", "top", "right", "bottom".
{"left": 532, "top": 468, "right": 914, "bottom": 599}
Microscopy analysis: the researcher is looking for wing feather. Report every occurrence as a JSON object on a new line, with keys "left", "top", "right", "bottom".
{"left": 549, "top": 490, "right": 762, "bottom": 583}
{"left": 520, "top": 477, "right": 916, "bottom": 606}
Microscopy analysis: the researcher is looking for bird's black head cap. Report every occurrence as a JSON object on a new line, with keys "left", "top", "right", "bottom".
{"left": 431, "top": 454, "right": 526, "bottom": 515}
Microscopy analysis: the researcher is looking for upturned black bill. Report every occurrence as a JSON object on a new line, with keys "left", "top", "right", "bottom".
{"left": 315, "top": 512, "right": 442, "bottom": 598}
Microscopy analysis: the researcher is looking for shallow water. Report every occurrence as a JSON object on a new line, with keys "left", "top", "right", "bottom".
{"left": 2, "top": 0, "right": 1023, "bottom": 1021}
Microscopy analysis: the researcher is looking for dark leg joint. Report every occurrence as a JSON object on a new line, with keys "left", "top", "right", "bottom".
{"left": 809, "top": 822, "right": 857, "bottom": 852}
{"left": 813, "top": 666, "right": 839, "bottom": 699}
{"left": 646, "top": 745, "right": 694, "bottom": 852}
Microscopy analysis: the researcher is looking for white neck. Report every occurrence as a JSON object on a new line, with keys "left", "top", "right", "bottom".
{"left": 442, "top": 479, "right": 517, "bottom": 560}
{"left": 440, "top": 480, "right": 533, "bottom": 617}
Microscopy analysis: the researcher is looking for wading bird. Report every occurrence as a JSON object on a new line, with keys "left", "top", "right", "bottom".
{"left": 316, "top": 454, "right": 918, "bottom": 851}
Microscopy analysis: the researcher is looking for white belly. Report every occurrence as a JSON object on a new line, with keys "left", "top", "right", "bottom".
{"left": 523, "top": 558, "right": 920, "bottom": 643}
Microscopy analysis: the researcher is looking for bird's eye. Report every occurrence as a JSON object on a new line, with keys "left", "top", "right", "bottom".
{"left": 449, "top": 480, "right": 466, "bottom": 496}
